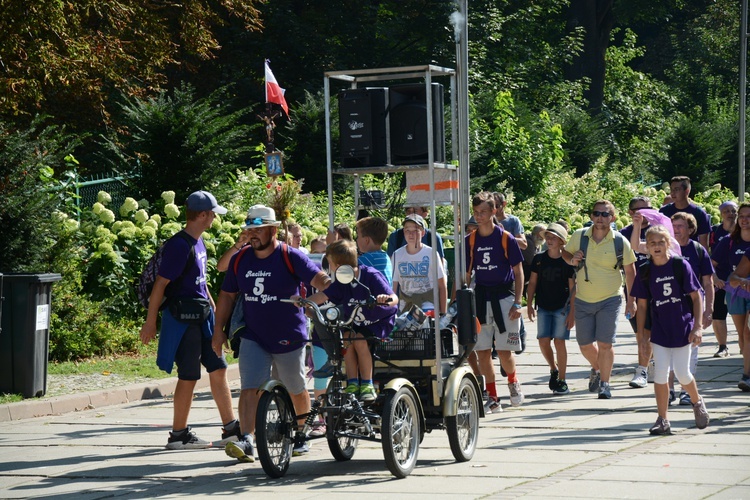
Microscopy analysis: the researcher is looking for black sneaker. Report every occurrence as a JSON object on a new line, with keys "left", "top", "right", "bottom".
{"left": 166, "top": 427, "right": 211, "bottom": 450}
{"left": 649, "top": 416, "right": 672, "bottom": 436}
{"left": 216, "top": 420, "right": 243, "bottom": 446}
{"left": 225, "top": 436, "right": 255, "bottom": 463}
{"left": 553, "top": 379, "right": 569, "bottom": 395}
{"left": 548, "top": 369, "right": 559, "bottom": 391}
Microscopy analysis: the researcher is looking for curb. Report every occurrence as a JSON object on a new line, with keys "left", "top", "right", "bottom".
{"left": 0, "top": 364, "right": 240, "bottom": 422}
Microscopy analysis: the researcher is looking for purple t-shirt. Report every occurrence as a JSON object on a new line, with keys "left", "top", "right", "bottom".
{"left": 680, "top": 241, "right": 714, "bottom": 283}
{"left": 711, "top": 237, "right": 750, "bottom": 281}
{"left": 710, "top": 224, "right": 730, "bottom": 253}
{"left": 158, "top": 232, "right": 208, "bottom": 299}
{"left": 631, "top": 257, "right": 701, "bottom": 348}
{"left": 222, "top": 243, "right": 322, "bottom": 354}
{"left": 465, "top": 225, "right": 524, "bottom": 293}
{"left": 659, "top": 202, "right": 712, "bottom": 238}
{"left": 323, "top": 265, "right": 397, "bottom": 339}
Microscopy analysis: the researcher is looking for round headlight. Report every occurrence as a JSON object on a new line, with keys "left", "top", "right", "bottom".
{"left": 325, "top": 307, "right": 340, "bottom": 321}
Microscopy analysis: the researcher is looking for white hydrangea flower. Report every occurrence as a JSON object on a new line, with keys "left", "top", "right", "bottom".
{"left": 99, "top": 209, "right": 116, "bottom": 224}
{"left": 92, "top": 202, "right": 104, "bottom": 215}
{"left": 138, "top": 198, "right": 150, "bottom": 209}
{"left": 98, "top": 242, "right": 114, "bottom": 254}
{"left": 120, "top": 197, "right": 139, "bottom": 216}
{"left": 95, "top": 226, "right": 112, "bottom": 239}
{"left": 144, "top": 219, "right": 159, "bottom": 230}
{"left": 150, "top": 214, "right": 162, "bottom": 225}
{"left": 118, "top": 225, "right": 137, "bottom": 239}
{"left": 97, "top": 191, "right": 112, "bottom": 205}
{"left": 161, "top": 191, "right": 176, "bottom": 204}
{"left": 64, "top": 219, "right": 79, "bottom": 232}
{"left": 164, "top": 203, "right": 180, "bottom": 219}
{"left": 141, "top": 226, "right": 156, "bottom": 238}
{"left": 111, "top": 221, "right": 123, "bottom": 232}
{"left": 204, "top": 240, "right": 216, "bottom": 256}
{"left": 134, "top": 209, "right": 149, "bottom": 224}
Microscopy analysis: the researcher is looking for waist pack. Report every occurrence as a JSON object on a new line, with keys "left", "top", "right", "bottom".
{"left": 169, "top": 297, "right": 211, "bottom": 324}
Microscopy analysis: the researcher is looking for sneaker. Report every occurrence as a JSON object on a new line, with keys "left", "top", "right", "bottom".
{"left": 345, "top": 383, "right": 360, "bottom": 397}
{"left": 692, "top": 397, "right": 709, "bottom": 429}
{"left": 588, "top": 369, "right": 601, "bottom": 393}
{"left": 225, "top": 436, "right": 255, "bottom": 463}
{"left": 508, "top": 381, "right": 524, "bottom": 406}
{"left": 629, "top": 369, "right": 648, "bottom": 389}
{"left": 647, "top": 360, "right": 655, "bottom": 383}
{"left": 359, "top": 383, "right": 377, "bottom": 402}
{"left": 668, "top": 389, "right": 676, "bottom": 405}
{"left": 292, "top": 433, "right": 309, "bottom": 456}
{"left": 553, "top": 379, "right": 570, "bottom": 395}
{"left": 166, "top": 427, "right": 211, "bottom": 450}
{"left": 492, "top": 348, "right": 498, "bottom": 359}
{"left": 649, "top": 416, "right": 672, "bottom": 436}
{"left": 679, "top": 391, "right": 692, "bottom": 406}
{"left": 714, "top": 346, "right": 729, "bottom": 358}
{"left": 309, "top": 420, "right": 327, "bottom": 438}
{"left": 312, "top": 360, "right": 335, "bottom": 378}
{"left": 215, "top": 421, "right": 242, "bottom": 446}
{"left": 598, "top": 382, "right": 611, "bottom": 399}
{"left": 483, "top": 397, "right": 502, "bottom": 414}
{"left": 515, "top": 322, "right": 527, "bottom": 355}
{"left": 549, "top": 369, "right": 559, "bottom": 391}
{"left": 739, "top": 375, "right": 750, "bottom": 392}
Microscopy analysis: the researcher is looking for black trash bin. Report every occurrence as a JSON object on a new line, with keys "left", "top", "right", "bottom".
{"left": 0, "top": 273, "right": 62, "bottom": 398}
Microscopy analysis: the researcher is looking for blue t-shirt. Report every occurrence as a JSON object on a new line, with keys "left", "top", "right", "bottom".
{"left": 498, "top": 215, "right": 524, "bottom": 237}
{"left": 322, "top": 265, "right": 397, "bottom": 339}
{"left": 359, "top": 250, "right": 393, "bottom": 286}
{"left": 631, "top": 257, "right": 701, "bottom": 348}
{"left": 222, "top": 243, "right": 322, "bottom": 354}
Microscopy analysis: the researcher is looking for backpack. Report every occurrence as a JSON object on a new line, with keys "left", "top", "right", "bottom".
{"left": 465, "top": 227, "right": 510, "bottom": 282}
{"left": 575, "top": 231, "right": 625, "bottom": 282}
{"left": 137, "top": 230, "right": 195, "bottom": 309}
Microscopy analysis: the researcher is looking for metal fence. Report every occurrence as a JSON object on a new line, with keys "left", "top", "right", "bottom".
{"left": 68, "top": 171, "right": 137, "bottom": 218}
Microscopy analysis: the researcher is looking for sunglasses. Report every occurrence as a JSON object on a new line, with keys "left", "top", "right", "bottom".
{"left": 245, "top": 217, "right": 268, "bottom": 226}
{"left": 592, "top": 211, "right": 612, "bottom": 218}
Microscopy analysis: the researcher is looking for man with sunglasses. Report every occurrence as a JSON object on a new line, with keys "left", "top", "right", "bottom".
{"left": 213, "top": 205, "right": 331, "bottom": 462}
{"left": 564, "top": 200, "right": 637, "bottom": 399}
{"left": 659, "top": 176, "right": 712, "bottom": 250}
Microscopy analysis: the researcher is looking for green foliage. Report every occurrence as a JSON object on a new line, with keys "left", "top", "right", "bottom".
{"left": 0, "top": 118, "right": 81, "bottom": 273}
{"left": 100, "top": 83, "right": 255, "bottom": 203}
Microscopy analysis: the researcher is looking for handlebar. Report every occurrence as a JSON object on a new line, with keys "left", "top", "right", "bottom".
{"left": 281, "top": 297, "right": 361, "bottom": 327}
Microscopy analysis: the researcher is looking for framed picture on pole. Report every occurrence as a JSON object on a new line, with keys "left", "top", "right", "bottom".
{"left": 265, "top": 152, "right": 284, "bottom": 177}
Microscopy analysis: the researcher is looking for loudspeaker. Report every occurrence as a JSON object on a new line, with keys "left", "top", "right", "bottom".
{"left": 389, "top": 83, "right": 445, "bottom": 165}
{"left": 338, "top": 88, "right": 389, "bottom": 167}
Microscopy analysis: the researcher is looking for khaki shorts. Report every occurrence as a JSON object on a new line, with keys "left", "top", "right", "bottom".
{"left": 476, "top": 296, "right": 521, "bottom": 352}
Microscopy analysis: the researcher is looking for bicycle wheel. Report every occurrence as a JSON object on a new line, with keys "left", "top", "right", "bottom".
{"left": 446, "top": 376, "right": 479, "bottom": 462}
{"left": 381, "top": 386, "right": 420, "bottom": 478}
{"left": 256, "top": 390, "right": 295, "bottom": 478}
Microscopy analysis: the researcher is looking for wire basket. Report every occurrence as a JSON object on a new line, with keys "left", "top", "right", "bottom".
{"left": 376, "top": 327, "right": 457, "bottom": 360}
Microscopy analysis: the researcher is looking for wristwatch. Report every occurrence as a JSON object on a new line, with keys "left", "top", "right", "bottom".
{"left": 512, "top": 303, "right": 522, "bottom": 309}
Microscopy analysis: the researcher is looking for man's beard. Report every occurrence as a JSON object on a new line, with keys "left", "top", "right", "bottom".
{"left": 251, "top": 238, "right": 273, "bottom": 251}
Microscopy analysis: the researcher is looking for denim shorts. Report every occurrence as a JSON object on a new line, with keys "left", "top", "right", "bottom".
{"left": 726, "top": 290, "right": 750, "bottom": 316}
{"left": 536, "top": 306, "right": 571, "bottom": 340}
{"left": 238, "top": 339, "right": 307, "bottom": 394}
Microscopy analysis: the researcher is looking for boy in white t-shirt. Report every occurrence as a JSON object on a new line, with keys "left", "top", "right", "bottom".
{"left": 391, "top": 214, "right": 447, "bottom": 316}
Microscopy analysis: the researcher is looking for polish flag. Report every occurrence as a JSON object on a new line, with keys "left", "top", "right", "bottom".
{"left": 265, "top": 60, "right": 289, "bottom": 117}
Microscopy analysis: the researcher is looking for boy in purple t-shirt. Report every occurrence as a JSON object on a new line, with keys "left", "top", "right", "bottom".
{"left": 304, "top": 239, "right": 398, "bottom": 402}
{"left": 139, "top": 190, "right": 238, "bottom": 451}
{"left": 630, "top": 225, "right": 709, "bottom": 435}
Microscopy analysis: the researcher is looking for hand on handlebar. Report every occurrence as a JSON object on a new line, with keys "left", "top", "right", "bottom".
{"left": 376, "top": 293, "right": 398, "bottom": 305}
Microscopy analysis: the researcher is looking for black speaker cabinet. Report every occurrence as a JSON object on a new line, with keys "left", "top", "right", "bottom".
{"left": 389, "top": 83, "right": 445, "bottom": 165}
{"left": 338, "top": 87, "right": 389, "bottom": 167}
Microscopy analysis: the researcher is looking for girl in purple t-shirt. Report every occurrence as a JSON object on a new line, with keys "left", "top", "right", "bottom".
{"left": 631, "top": 225, "right": 709, "bottom": 436}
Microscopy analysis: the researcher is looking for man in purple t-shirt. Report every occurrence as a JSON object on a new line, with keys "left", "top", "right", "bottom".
{"left": 213, "top": 205, "right": 330, "bottom": 462}
{"left": 139, "top": 190, "right": 238, "bottom": 451}
{"left": 465, "top": 191, "right": 526, "bottom": 413}
{"left": 659, "top": 176, "right": 712, "bottom": 250}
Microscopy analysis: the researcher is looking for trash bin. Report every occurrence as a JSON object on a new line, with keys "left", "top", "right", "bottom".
{"left": 0, "top": 273, "right": 62, "bottom": 398}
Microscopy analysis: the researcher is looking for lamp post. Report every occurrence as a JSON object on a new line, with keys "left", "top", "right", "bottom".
{"left": 741, "top": 0, "right": 748, "bottom": 201}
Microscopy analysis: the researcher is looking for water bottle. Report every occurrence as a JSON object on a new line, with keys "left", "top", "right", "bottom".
{"left": 393, "top": 312, "right": 408, "bottom": 332}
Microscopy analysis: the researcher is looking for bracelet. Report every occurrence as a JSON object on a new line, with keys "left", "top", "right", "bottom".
{"left": 234, "top": 244, "right": 242, "bottom": 251}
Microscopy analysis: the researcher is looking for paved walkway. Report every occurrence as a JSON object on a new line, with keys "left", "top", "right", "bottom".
{"left": 1, "top": 316, "right": 749, "bottom": 499}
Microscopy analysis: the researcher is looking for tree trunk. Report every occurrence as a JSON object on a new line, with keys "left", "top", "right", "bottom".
{"left": 565, "top": 0, "right": 614, "bottom": 173}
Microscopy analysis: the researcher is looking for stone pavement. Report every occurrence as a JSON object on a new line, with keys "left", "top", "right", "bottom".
{"left": 1, "top": 315, "right": 749, "bottom": 499}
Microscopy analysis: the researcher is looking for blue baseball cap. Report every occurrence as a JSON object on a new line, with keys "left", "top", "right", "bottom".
{"left": 185, "top": 191, "right": 227, "bottom": 214}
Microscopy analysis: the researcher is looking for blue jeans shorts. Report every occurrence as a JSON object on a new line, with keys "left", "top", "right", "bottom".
{"left": 536, "top": 306, "right": 571, "bottom": 340}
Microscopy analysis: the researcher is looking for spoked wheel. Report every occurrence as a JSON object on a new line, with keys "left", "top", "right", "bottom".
{"left": 381, "top": 387, "right": 420, "bottom": 478}
{"left": 446, "top": 376, "right": 479, "bottom": 462}
{"left": 326, "top": 413, "right": 358, "bottom": 461}
{"left": 256, "top": 390, "right": 296, "bottom": 478}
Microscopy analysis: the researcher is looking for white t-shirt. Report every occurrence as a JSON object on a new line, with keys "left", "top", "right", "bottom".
{"left": 391, "top": 245, "right": 445, "bottom": 297}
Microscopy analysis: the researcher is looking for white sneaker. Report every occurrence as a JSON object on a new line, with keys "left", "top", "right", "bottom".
{"left": 508, "top": 381, "right": 524, "bottom": 407}
{"left": 484, "top": 398, "right": 502, "bottom": 414}
{"left": 629, "top": 369, "right": 648, "bottom": 388}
